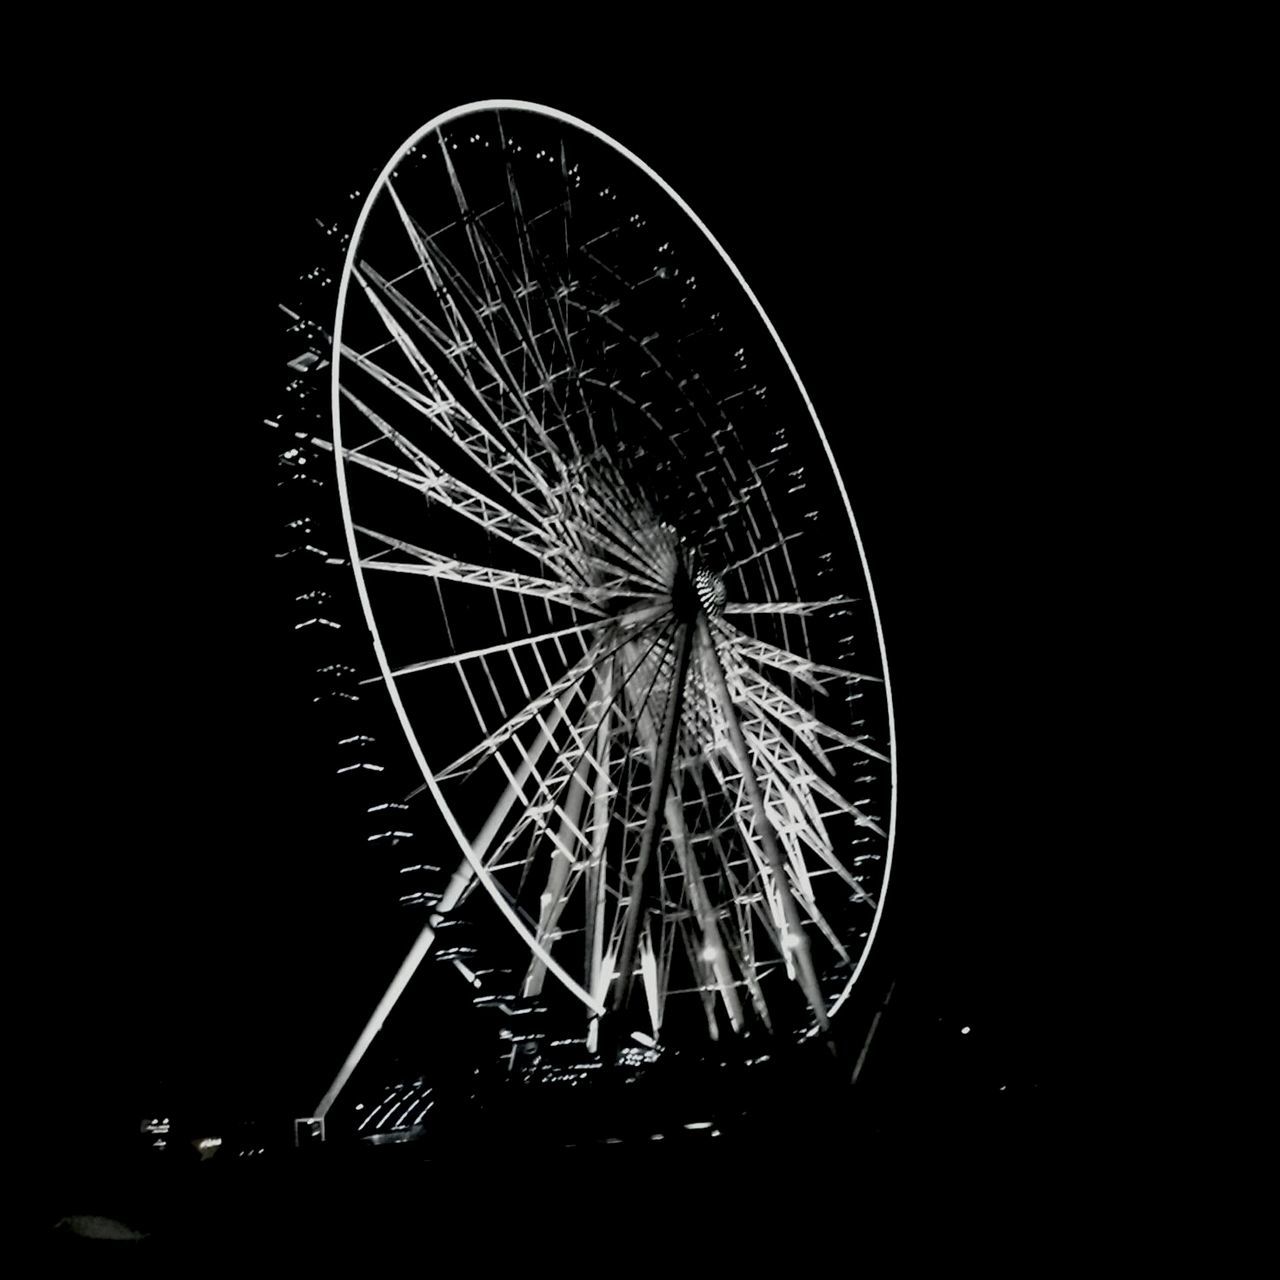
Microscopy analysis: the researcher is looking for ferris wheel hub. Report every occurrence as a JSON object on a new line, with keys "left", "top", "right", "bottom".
{"left": 692, "top": 564, "right": 727, "bottom": 617}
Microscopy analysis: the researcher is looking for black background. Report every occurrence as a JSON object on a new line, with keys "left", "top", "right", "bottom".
{"left": 29, "top": 42, "right": 1148, "bottom": 1163}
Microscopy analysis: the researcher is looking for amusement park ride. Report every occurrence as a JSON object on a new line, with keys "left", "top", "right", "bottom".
{"left": 268, "top": 102, "right": 897, "bottom": 1148}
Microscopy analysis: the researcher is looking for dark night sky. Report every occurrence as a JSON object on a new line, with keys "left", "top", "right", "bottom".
{"left": 28, "top": 47, "right": 1148, "bottom": 1151}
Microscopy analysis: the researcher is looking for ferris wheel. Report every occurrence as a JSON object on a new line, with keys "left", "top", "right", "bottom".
{"left": 312, "top": 100, "right": 895, "bottom": 1119}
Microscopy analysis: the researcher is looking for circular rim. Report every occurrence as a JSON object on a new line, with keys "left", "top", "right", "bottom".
{"left": 330, "top": 99, "right": 898, "bottom": 1035}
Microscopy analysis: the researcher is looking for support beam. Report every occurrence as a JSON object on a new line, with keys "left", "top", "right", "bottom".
{"left": 613, "top": 618, "right": 694, "bottom": 1011}
{"left": 523, "top": 678, "right": 607, "bottom": 997}
{"left": 312, "top": 683, "right": 576, "bottom": 1120}
{"left": 852, "top": 980, "right": 896, "bottom": 1086}
{"left": 584, "top": 666, "right": 614, "bottom": 1047}
{"left": 664, "top": 794, "right": 744, "bottom": 1033}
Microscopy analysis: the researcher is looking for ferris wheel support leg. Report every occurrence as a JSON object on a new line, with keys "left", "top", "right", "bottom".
{"left": 312, "top": 691, "right": 575, "bottom": 1121}
{"left": 696, "top": 615, "right": 830, "bottom": 1036}
{"left": 613, "top": 620, "right": 695, "bottom": 1013}
{"left": 523, "top": 757, "right": 591, "bottom": 999}
{"left": 664, "top": 795, "right": 744, "bottom": 1033}
{"left": 525, "top": 673, "right": 610, "bottom": 999}
{"left": 584, "top": 671, "right": 613, "bottom": 1051}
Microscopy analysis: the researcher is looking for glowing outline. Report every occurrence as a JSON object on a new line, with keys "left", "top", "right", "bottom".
{"left": 331, "top": 99, "right": 898, "bottom": 1032}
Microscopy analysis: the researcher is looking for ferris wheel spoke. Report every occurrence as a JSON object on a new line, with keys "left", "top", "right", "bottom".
{"left": 734, "top": 458, "right": 806, "bottom": 655}
{"left": 384, "top": 179, "right": 546, "bottom": 442}
{"left": 722, "top": 531, "right": 804, "bottom": 580}
{"left": 352, "top": 525, "right": 607, "bottom": 617}
{"left": 794, "top": 766, "right": 887, "bottom": 842}
{"left": 565, "top": 487, "right": 674, "bottom": 573}
{"left": 380, "top": 618, "right": 606, "bottom": 682}
{"left": 547, "top": 500, "right": 652, "bottom": 573}
{"left": 345, "top": 294, "right": 555, "bottom": 511}
{"left": 562, "top": 475, "right": 678, "bottom": 573}
{"left": 715, "top": 617, "right": 882, "bottom": 691}
{"left": 341, "top": 342, "right": 551, "bottom": 520}
{"left": 358, "top": 257, "right": 564, "bottom": 466}
{"left": 515, "top": 691, "right": 612, "bottom": 839}
{"left": 476, "top": 686, "right": 620, "bottom": 929}
{"left": 403, "top": 238, "right": 574, "bottom": 478}
{"left": 328, "top": 439, "right": 441, "bottom": 494}
{"left": 409, "top": 146, "right": 575, "bottom": 464}
{"left": 728, "top": 701, "right": 877, "bottom": 908}
{"left": 335, "top": 382, "right": 439, "bottom": 475}
{"left": 731, "top": 671, "right": 835, "bottom": 773}
{"left": 468, "top": 218, "right": 569, "bottom": 421}
{"left": 732, "top": 660, "right": 889, "bottom": 770}
{"left": 396, "top": 214, "right": 536, "bottom": 402}
{"left": 557, "top": 517, "right": 670, "bottom": 595}
{"left": 354, "top": 260, "right": 456, "bottom": 358}
{"left": 514, "top": 609, "right": 706, "bottom": 942}
{"left": 737, "top": 728, "right": 818, "bottom": 901}
{"left": 496, "top": 116, "right": 580, "bottom": 379}
{"left": 722, "top": 597, "right": 853, "bottom": 617}
{"left": 436, "top": 609, "right": 671, "bottom": 783}
{"left": 357, "top": 195, "right": 570, "bottom": 493}
{"left": 336, "top": 387, "right": 549, "bottom": 558}
{"left": 507, "top": 695, "right": 612, "bottom": 876}
{"left": 435, "top": 133, "right": 508, "bottom": 323}
{"left": 695, "top": 616, "right": 829, "bottom": 1029}
{"left": 576, "top": 245, "right": 634, "bottom": 308}
{"left": 383, "top": 179, "right": 470, "bottom": 346}
{"left": 559, "top": 469, "right": 652, "bottom": 548}
{"left": 433, "top": 669, "right": 597, "bottom": 933}
{"left": 436, "top": 131, "right": 536, "bottom": 345}
{"left": 556, "top": 137, "right": 575, "bottom": 265}
{"left": 351, "top": 265, "right": 451, "bottom": 398}
{"left": 505, "top": 614, "right": 682, "bottom": 885}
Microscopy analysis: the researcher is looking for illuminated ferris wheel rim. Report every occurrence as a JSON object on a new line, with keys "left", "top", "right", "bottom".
{"left": 329, "top": 99, "right": 899, "bottom": 1038}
